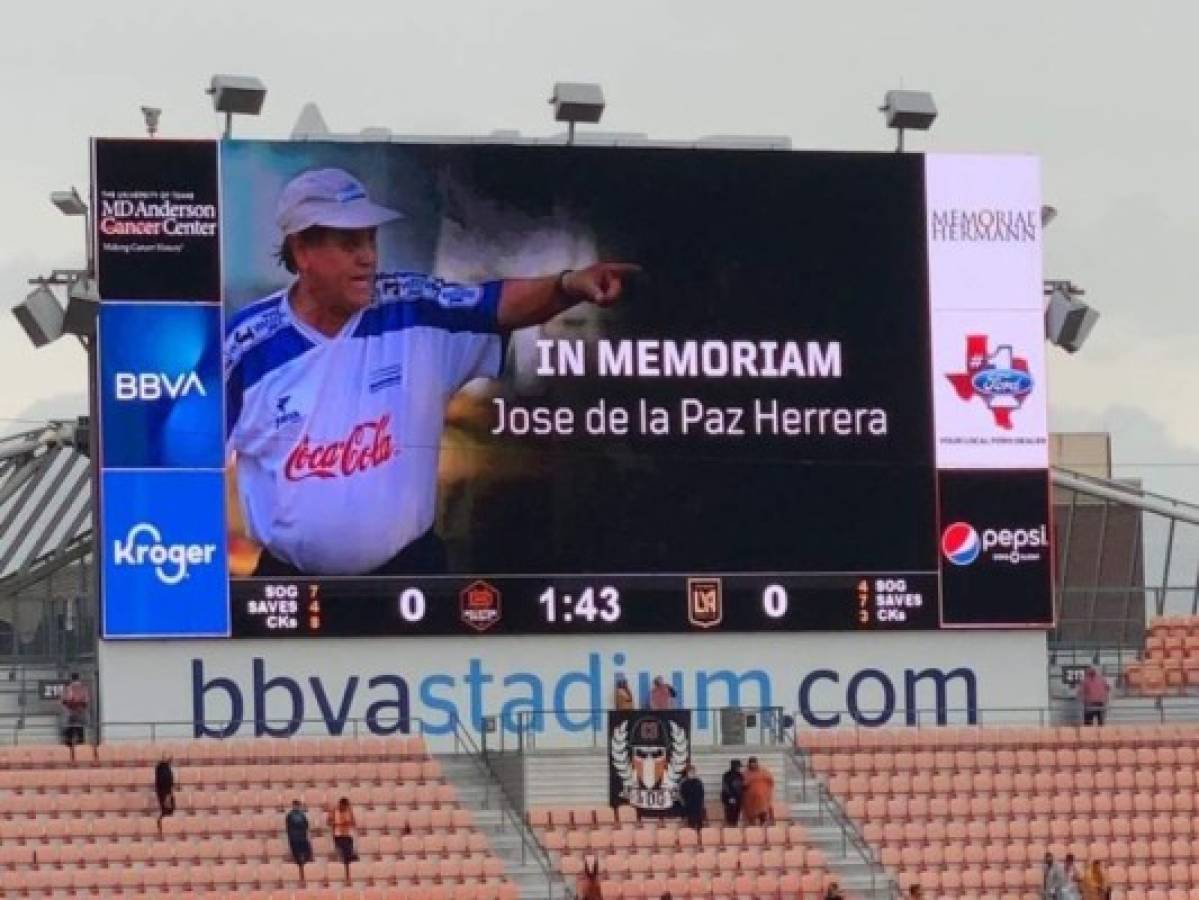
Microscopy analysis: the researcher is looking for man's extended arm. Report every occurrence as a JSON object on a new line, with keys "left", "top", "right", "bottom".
{"left": 496, "top": 262, "right": 640, "bottom": 332}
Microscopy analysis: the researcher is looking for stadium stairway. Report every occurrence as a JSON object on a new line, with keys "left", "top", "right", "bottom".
{"left": 0, "top": 662, "right": 71, "bottom": 742}
{"left": 1049, "top": 644, "right": 1199, "bottom": 727}
{"left": 437, "top": 754, "right": 569, "bottom": 899}
{"left": 523, "top": 747, "right": 894, "bottom": 898}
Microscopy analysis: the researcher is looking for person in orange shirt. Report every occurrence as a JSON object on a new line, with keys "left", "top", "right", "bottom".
{"left": 740, "top": 756, "right": 775, "bottom": 825}
{"left": 613, "top": 675, "right": 634, "bottom": 711}
{"left": 327, "top": 797, "right": 357, "bottom": 883}
{"left": 1080, "top": 859, "right": 1111, "bottom": 900}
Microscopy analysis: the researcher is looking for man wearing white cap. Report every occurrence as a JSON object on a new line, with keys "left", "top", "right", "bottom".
{"left": 226, "top": 167, "right": 638, "bottom": 576}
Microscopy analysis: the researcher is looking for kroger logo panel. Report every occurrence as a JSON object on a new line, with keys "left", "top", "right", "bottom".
{"left": 112, "top": 522, "right": 218, "bottom": 585}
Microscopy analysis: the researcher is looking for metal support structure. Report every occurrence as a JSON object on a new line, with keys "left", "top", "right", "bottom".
{"left": 1088, "top": 499, "right": 1111, "bottom": 637}
{"left": 1159, "top": 518, "right": 1176, "bottom": 617}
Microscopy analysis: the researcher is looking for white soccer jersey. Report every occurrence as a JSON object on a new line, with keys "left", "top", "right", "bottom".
{"left": 225, "top": 272, "right": 504, "bottom": 575}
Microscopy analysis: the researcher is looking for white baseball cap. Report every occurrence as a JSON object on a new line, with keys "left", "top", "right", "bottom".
{"left": 276, "top": 168, "right": 402, "bottom": 236}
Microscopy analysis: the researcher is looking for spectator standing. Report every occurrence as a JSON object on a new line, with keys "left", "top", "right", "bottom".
{"left": 1080, "top": 860, "right": 1112, "bottom": 900}
{"left": 824, "top": 881, "right": 846, "bottom": 899}
{"left": 60, "top": 672, "right": 89, "bottom": 761}
{"left": 648, "top": 676, "right": 676, "bottom": 710}
{"left": 327, "top": 797, "right": 357, "bottom": 884}
{"left": 678, "top": 765, "right": 705, "bottom": 832}
{"left": 741, "top": 756, "right": 775, "bottom": 825}
{"left": 1044, "top": 852, "right": 1068, "bottom": 899}
{"left": 285, "top": 800, "right": 314, "bottom": 885}
{"left": 613, "top": 675, "right": 634, "bottom": 711}
{"left": 720, "top": 759, "right": 745, "bottom": 825}
{"left": 1078, "top": 666, "right": 1111, "bottom": 726}
{"left": 1061, "top": 854, "right": 1082, "bottom": 900}
{"left": 154, "top": 755, "right": 176, "bottom": 833}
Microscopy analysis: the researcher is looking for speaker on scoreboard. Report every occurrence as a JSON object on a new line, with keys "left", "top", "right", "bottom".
{"left": 1045, "top": 285, "right": 1099, "bottom": 353}
{"left": 12, "top": 284, "right": 65, "bottom": 347}
{"left": 63, "top": 279, "right": 99, "bottom": 340}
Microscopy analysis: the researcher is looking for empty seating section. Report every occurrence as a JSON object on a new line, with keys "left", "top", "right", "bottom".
{"left": 801, "top": 724, "right": 1199, "bottom": 900}
{"left": 530, "top": 803, "right": 834, "bottom": 899}
{"left": 1126, "top": 615, "right": 1199, "bottom": 695}
{"left": 0, "top": 736, "right": 516, "bottom": 899}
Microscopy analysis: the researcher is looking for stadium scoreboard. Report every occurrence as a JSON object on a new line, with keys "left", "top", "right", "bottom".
{"left": 91, "top": 138, "right": 1054, "bottom": 639}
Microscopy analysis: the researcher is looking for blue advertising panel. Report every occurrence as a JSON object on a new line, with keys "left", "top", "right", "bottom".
{"left": 98, "top": 303, "right": 223, "bottom": 469}
{"left": 101, "top": 470, "right": 230, "bottom": 638}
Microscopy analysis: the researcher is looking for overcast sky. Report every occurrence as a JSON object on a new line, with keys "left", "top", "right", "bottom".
{"left": 2, "top": 0, "right": 1197, "bottom": 499}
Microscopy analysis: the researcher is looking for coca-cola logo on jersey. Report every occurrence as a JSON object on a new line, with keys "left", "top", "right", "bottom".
{"left": 284, "top": 415, "right": 397, "bottom": 481}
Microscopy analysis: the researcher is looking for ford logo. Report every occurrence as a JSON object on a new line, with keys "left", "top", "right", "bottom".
{"left": 972, "top": 368, "right": 1032, "bottom": 397}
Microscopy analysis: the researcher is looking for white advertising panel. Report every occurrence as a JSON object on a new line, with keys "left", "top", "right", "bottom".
{"left": 924, "top": 154, "right": 1043, "bottom": 312}
{"left": 98, "top": 632, "right": 1049, "bottom": 749}
{"left": 929, "top": 310, "right": 1049, "bottom": 469}
{"left": 925, "top": 154, "right": 1048, "bottom": 469}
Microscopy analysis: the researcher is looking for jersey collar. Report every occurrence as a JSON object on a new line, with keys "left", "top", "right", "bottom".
{"left": 283, "top": 281, "right": 366, "bottom": 345}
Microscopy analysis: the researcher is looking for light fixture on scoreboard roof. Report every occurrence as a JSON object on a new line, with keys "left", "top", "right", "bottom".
{"left": 207, "top": 74, "right": 267, "bottom": 139}
{"left": 880, "top": 90, "right": 937, "bottom": 152}
{"left": 140, "top": 106, "right": 162, "bottom": 138}
{"left": 549, "top": 81, "right": 605, "bottom": 145}
{"left": 50, "top": 187, "right": 87, "bottom": 217}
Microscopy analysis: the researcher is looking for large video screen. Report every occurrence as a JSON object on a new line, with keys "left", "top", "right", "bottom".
{"left": 93, "top": 139, "right": 1053, "bottom": 638}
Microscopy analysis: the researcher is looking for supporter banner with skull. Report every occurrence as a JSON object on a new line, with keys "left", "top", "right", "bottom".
{"left": 608, "top": 710, "right": 691, "bottom": 815}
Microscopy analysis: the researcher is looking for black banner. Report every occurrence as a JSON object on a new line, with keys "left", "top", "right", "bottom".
{"left": 938, "top": 469, "right": 1053, "bottom": 626}
{"left": 608, "top": 709, "right": 692, "bottom": 816}
{"left": 92, "top": 139, "right": 220, "bottom": 301}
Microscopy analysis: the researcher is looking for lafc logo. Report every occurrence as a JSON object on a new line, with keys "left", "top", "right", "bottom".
{"left": 687, "top": 577, "right": 722, "bottom": 628}
{"left": 610, "top": 715, "right": 689, "bottom": 812}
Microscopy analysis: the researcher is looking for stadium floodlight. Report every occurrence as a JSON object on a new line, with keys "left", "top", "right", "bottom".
{"left": 51, "top": 188, "right": 86, "bottom": 217}
{"left": 207, "top": 74, "right": 267, "bottom": 138}
{"left": 50, "top": 187, "right": 94, "bottom": 277}
{"left": 880, "top": 90, "right": 937, "bottom": 151}
{"left": 1045, "top": 281, "right": 1099, "bottom": 353}
{"left": 140, "top": 106, "right": 162, "bottom": 138}
{"left": 549, "top": 82, "right": 605, "bottom": 145}
{"left": 12, "top": 283, "right": 66, "bottom": 348}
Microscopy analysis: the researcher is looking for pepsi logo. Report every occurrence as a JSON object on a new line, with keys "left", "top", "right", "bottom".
{"left": 941, "top": 522, "right": 981, "bottom": 566}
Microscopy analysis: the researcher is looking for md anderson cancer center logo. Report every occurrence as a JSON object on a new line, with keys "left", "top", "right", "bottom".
{"left": 98, "top": 189, "right": 217, "bottom": 252}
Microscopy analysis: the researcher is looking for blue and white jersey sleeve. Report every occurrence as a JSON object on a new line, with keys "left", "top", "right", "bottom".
{"left": 360, "top": 271, "right": 504, "bottom": 393}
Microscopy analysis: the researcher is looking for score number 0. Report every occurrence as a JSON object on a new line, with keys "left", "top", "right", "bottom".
{"left": 762, "top": 584, "right": 789, "bottom": 620}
